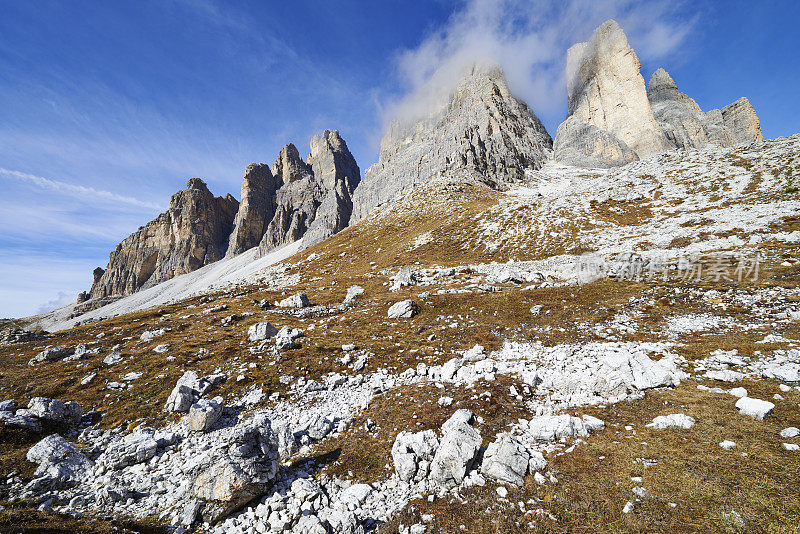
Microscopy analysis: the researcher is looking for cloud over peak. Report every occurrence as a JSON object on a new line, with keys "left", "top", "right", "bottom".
{"left": 383, "top": 0, "right": 696, "bottom": 133}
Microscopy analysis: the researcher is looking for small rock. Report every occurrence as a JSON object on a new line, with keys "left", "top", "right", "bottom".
{"left": 623, "top": 501, "right": 634, "bottom": 514}
{"left": 779, "top": 427, "right": 800, "bottom": 438}
{"left": 437, "top": 396, "right": 453, "bottom": 407}
{"left": 735, "top": 397, "right": 775, "bottom": 420}
{"left": 277, "top": 292, "right": 310, "bottom": 308}
{"left": 645, "top": 414, "right": 695, "bottom": 430}
{"left": 388, "top": 300, "right": 418, "bottom": 319}
{"left": 103, "top": 351, "right": 124, "bottom": 366}
{"left": 343, "top": 285, "right": 365, "bottom": 304}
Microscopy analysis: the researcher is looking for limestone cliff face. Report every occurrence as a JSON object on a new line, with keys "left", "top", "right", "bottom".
{"left": 89, "top": 131, "right": 360, "bottom": 299}
{"left": 350, "top": 64, "right": 553, "bottom": 222}
{"left": 225, "top": 164, "right": 279, "bottom": 258}
{"left": 554, "top": 20, "right": 667, "bottom": 168}
{"left": 259, "top": 130, "right": 360, "bottom": 253}
{"left": 717, "top": 97, "right": 763, "bottom": 145}
{"left": 90, "top": 179, "right": 238, "bottom": 299}
{"left": 647, "top": 68, "right": 763, "bottom": 151}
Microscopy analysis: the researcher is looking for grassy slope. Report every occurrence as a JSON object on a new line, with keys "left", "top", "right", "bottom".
{"left": 1, "top": 142, "right": 799, "bottom": 532}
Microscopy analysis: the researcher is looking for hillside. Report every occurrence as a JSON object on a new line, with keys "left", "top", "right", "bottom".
{"left": 0, "top": 134, "right": 799, "bottom": 533}
{"left": 1, "top": 18, "right": 798, "bottom": 534}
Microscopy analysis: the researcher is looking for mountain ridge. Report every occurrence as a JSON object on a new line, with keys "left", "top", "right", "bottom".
{"left": 76, "top": 19, "right": 765, "bottom": 325}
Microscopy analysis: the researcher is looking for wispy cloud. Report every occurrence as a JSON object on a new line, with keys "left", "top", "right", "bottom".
{"left": 0, "top": 168, "right": 163, "bottom": 210}
{"left": 382, "top": 0, "right": 697, "bottom": 133}
{"left": 36, "top": 291, "right": 76, "bottom": 314}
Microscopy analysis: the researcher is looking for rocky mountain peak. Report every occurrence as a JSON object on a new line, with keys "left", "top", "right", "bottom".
{"left": 647, "top": 67, "right": 763, "bottom": 151}
{"left": 555, "top": 19, "right": 667, "bottom": 167}
{"left": 351, "top": 63, "right": 553, "bottom": 222}
{"left": 90, "top": 179, "right": 239, "bottom": 299}
{"left": 271, "top": 143, "right": 312, "bottom": 186}
{"left": 719, "top": 97, "right": 763, "bottom": 145}
{"left": 185, "top": 177, "right": 210, "bottom": 191}
{"left": 647, "top": 68, "right": 682, "bottom": 103}
{"left": 259, "top": 129, "right": 360, "bottom": 253}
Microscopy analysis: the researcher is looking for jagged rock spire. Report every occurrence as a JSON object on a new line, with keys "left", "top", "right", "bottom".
{"left": 554, "top": 20, "right": 667, "bottom": 168}
{"left": 350, "top": 63, "right": 553, "bottom": 222}
{"left": 271, "top": 143, "right": 312, "bottom": 186}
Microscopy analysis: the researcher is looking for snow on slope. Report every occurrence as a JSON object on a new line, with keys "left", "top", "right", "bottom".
{"left": 475, "top": 135, "right": 800, "bottom": 259}
{"left": 37, "top": 241, "right": 303, "bottom": 332}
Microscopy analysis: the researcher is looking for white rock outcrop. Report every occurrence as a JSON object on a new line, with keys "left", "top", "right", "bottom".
{"left": 735, "top": 397, "right": 775, "bottom": 420}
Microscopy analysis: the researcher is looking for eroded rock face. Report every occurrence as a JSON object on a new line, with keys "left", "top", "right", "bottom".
{"left": 718, "top": 97, "right": 763, "bottom": 145}
{"left": 554, "top": 20, "right": 667, "bottom": 167}
{"left": 86, "top": 131, "right": 359, "bottom": 300}
{"left": 90, "top": 179, "right": 239, "bottom": 298}
{"left": 259, "top": 130, "right": 360, "bottom": 253}
{"left": 226, "top": 164, "right": 279, "bottom": 257}
{"left": 351, "top": 64, "right": 552, "bottom": 222}
{"left": 648, "top": 68, "right": 763, "bottom": 150}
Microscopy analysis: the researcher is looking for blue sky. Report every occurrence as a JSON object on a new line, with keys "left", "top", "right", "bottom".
{"left": 1, "top": 0, "right": 798, "bottom": 318}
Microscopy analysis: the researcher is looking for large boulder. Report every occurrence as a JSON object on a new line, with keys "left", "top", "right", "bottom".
{"left": 277, "top": 292, "right": 310, "bottom": 308}
{"left": 554, "top": 20, "right": 667, "bottom": 167}
{"left": 275, "top": 326, "right": 304, "bottom": 350}
{"left": 28, "top": 345, "right": 75, "bottom": 366}
{"left": 26, "top": 397, "right": 82, "bottom": 426}
{"left": 248, "top": 322, "right": 278, "bottom": 342}
{"left": 165, "top": 371, "right": 225, "bottom": 413}
{"left": 189, "top": 397, "right": 224, "bottom": 432}
{"left": 480, "top": 433, "right": 535, "bottom": 486}
{"left": 428, "top": 410, "right": 482, "bottom": 490}
{"left": 191, "top": 414, "right": 280, "bottom": 524}
{"left": 388, "top": 300, "right": 419, "bottom": 319}
{"left": 26, "top": 434, "right": 92, "bottom": 488}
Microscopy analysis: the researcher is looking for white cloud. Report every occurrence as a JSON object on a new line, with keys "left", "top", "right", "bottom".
{"left": 36, "top": 291, "right": 77, "bottom": 314}
{"left": 0, "top": 255, "right": 92, "bottom": 318}
{"left": 382, "top": 0, "right": 696, "bottom": 132}
{"left": 0, "top": 168, "right": 163, "bottom": 210}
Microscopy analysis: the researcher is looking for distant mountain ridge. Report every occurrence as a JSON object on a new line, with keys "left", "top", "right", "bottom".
{"left": 80, "top": 19, "right": 764, "bottom": 309}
